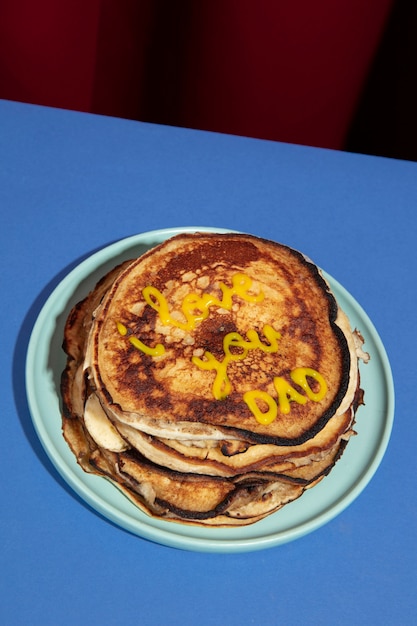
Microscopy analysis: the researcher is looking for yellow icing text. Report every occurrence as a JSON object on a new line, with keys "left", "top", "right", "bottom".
{"left": 116, "top": 322, "right": 166, "bottom": 357}
{"left": 142, "top": 273, "right": 264, "bottom": 332}
{"left": 192, "top": 325, "right": 281, "bottom": 400}
{"left": 244, "top": 391, "right": 278, "bottom": 425}
{"left": 243, "top": 367, "right": 328, "bottom": 424}
{"left": 116, "top": 270, "right": 329, "bottom": 426}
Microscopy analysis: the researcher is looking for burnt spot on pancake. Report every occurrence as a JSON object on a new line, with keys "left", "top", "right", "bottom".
{"left": 151, "top": 235, "right": 262, "bottom": 289}
{"left": 193, "top": 313, "right": 238, "bottom": 358}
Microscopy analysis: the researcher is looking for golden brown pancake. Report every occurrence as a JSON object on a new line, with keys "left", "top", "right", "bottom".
{"left": 61, "top": 232, "right": 368, "bottom": 526}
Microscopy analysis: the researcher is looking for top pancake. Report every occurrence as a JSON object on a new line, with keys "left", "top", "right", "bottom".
{"left": 89, "top": 233, "right": 357, "bottom": 445}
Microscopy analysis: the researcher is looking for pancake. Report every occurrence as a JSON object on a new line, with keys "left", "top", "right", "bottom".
{"left": 61, "top": 232, "right": 369, "bottom": 526}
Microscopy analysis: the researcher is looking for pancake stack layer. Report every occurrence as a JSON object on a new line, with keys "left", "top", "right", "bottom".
{"left": 61, "top": 232, "right": 369, "bottom": 526}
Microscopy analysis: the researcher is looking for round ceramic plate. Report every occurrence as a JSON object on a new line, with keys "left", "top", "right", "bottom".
{"left": 26, "top": 227, "right": 394, "bottom": 553}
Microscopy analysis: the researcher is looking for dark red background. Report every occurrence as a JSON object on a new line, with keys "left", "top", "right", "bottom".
{"left": 2, "top": 1, "right": 413, "bottom": 157}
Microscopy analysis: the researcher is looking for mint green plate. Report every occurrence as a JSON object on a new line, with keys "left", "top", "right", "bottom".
{"left": 25, "top": 227, "right": 394, "bottom": 553}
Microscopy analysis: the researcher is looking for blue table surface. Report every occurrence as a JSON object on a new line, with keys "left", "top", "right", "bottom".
{"left": 1, "top": 99, "right": 416, "bottom": 625}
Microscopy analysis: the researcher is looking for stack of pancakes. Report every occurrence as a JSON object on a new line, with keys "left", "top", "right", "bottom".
{"left": 61, "top": 232, "right": 369, "bottom": 526}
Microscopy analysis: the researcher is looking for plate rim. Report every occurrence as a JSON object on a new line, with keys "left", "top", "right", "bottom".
{"left": 25, "top": 227, "right": 395, "bottom": 553}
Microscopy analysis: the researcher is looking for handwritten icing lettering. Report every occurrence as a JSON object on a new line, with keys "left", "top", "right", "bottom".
{"left": 192, "top": 325, "right": 282, "bottom": 400}
{"left": 290, "top": 368, "right": 327, "bottom": 402}
{"left": 116, "top": 321, "right": 165, "bottom": 357}
{"left": 243, "top": 367, "right": 327, "bottom": 424}
{"left": 243, "top": 391, "right": 278, "bottom": 425}
{"left": 142, "top": 273, "right": 264, "bottom": 332}
{"left": 116, "top": 270, "right": 329, "bottom": 423}
{"left": 272, "top": 376, "right": 308, "bottom": 415}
